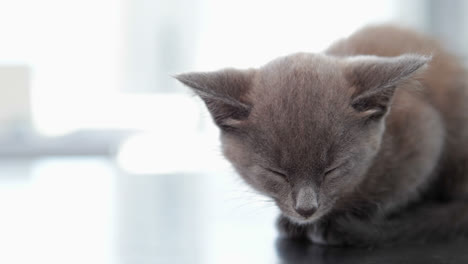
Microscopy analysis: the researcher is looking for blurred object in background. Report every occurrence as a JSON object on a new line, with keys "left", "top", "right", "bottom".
{"left": 123, "top": 0, "right": 200, "bottom": 93}
{"left": 0, "top": 66, "right": 31, "bottom": 138}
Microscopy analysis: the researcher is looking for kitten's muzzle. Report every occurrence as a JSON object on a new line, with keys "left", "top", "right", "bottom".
{"left": 293, "top": 186, "right": 319, "bottom": 218}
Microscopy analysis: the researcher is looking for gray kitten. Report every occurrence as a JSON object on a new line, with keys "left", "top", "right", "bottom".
{"left": 176, "top": 25, "right": 468, "bottom": 246}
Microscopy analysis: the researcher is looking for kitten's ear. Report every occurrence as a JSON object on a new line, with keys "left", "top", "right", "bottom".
{"left": 346, "top": 54, "right": 431, "bottom": 119}
{"left": 175, "top": 69, "right": 254, "bottom": 130}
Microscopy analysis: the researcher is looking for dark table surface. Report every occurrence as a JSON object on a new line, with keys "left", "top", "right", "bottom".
{"left": 277, "top": 238, "right": 468, "bottom": 264}
{"left": 2, "top": 157, "right": 467, "bottom": 264}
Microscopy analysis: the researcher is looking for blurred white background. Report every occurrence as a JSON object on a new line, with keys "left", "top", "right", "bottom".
{"left": 0, "top": 0, "right": 467, "bottom": 263}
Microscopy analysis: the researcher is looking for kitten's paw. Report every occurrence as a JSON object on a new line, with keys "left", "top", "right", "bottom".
{"left": 306, "top": 224, "right": 329, "bottom": 245}
{"left": 276, "top": 216, "right": 361, "bottom": 246}
{"left": 306, "top": 223, "right": 346, "bottom": 246}
{"left": 308, "top": 217, "right": 380, "bottom": 247}
{"left": 276, "top": 216, "right": 307, "bottom": 239}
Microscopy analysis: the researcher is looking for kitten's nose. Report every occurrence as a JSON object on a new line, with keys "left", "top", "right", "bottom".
{"left": 294, "top": 186, "right": 318, "bottom": 218}
{"left": 295, "top": 206, "right": 317, "bottom": 218}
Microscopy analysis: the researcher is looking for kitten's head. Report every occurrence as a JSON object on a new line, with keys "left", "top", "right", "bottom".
{"left": 176, "top": 53, "right": 429, "bottom": 224}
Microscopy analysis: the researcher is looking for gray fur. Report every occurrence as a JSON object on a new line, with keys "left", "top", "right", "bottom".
{"left": 176, "top": 25, "right": 468, "bottom": 246}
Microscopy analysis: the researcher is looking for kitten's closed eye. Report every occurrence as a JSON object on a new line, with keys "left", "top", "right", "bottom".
{"left": 324, "top": 166, "right": 340, "bottom": 176}
{"left": 264, "top": 167, "right": 289, "bottom": 183}
{"left": 324, "top": 161, "right": 349, "bottom": 177}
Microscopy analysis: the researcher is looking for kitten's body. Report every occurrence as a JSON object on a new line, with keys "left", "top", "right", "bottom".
{"left": 328, "top": 26, "right": 468, "bottom": 202}
{"left": 310, "top": 26, "right": 468, "bottom": 244}
{"left": 177, "top": 25, "right": 468, "bottom": 246}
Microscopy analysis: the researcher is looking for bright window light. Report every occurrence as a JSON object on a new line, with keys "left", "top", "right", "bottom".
{"left": 195, "top": 0, "right": 397, "bottom": 70}
{"left": 0, "top": 0, "right": 124, "bottom": 136}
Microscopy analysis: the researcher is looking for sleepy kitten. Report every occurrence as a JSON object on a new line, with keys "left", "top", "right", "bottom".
{"left": 176, "top": 25, "right": 468, "bottom": 246}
